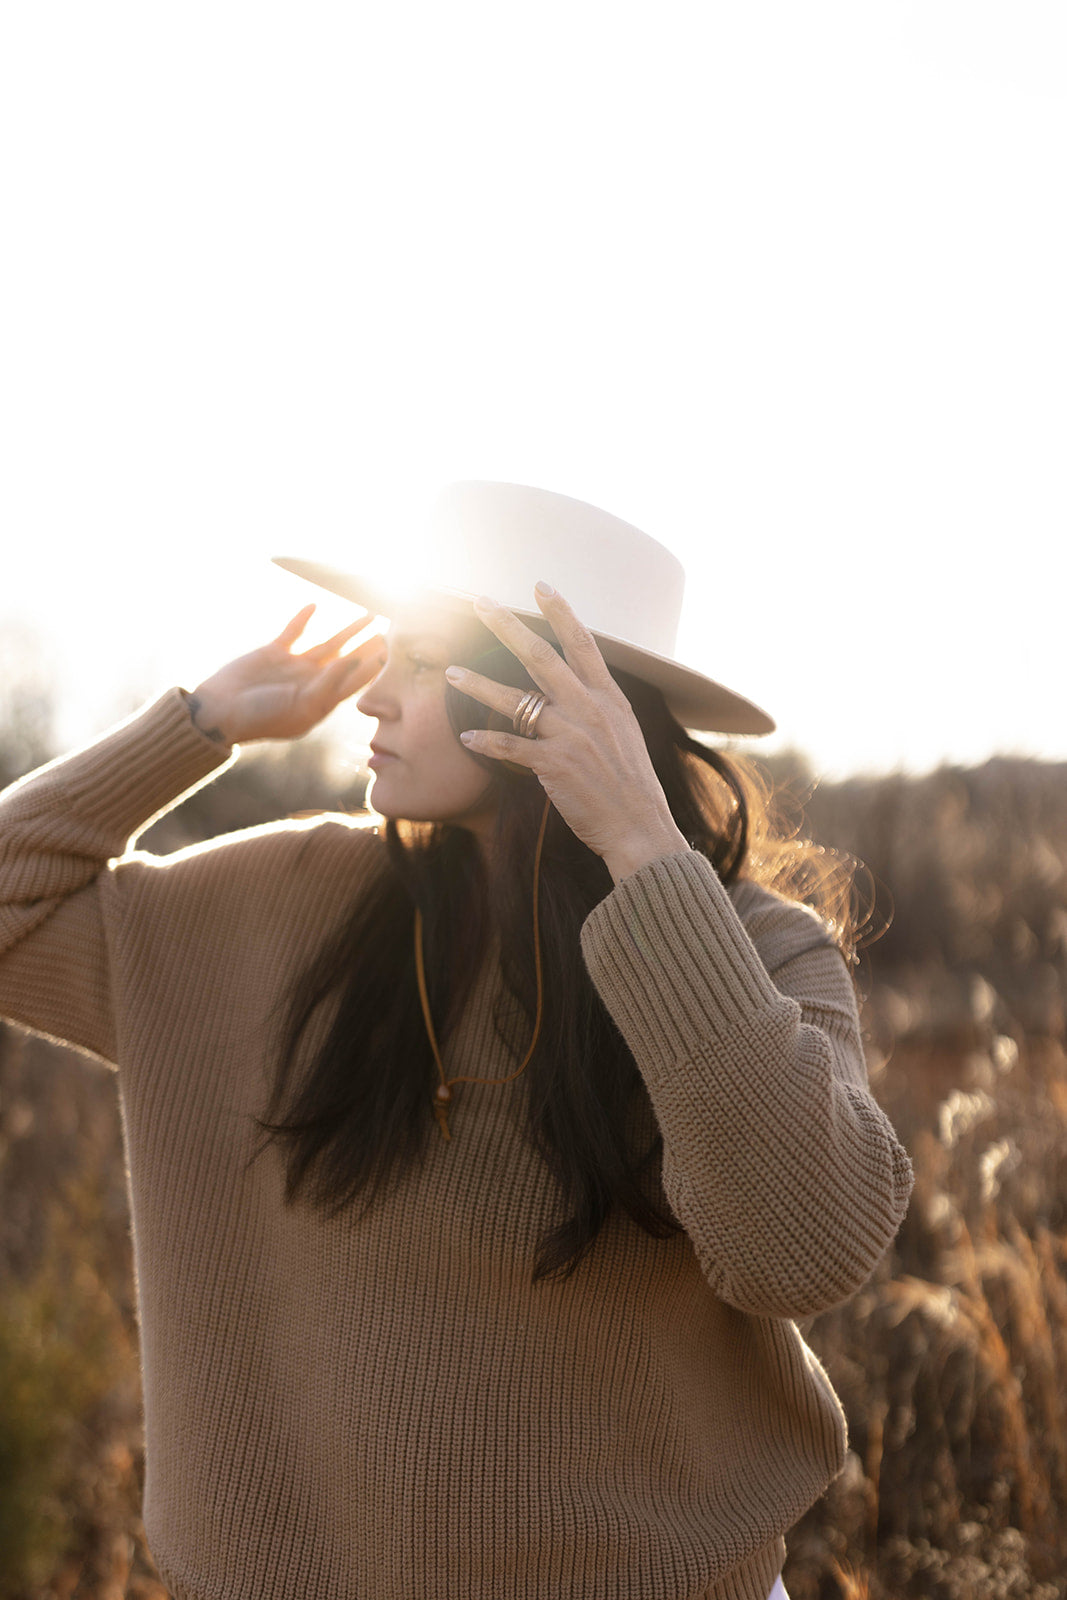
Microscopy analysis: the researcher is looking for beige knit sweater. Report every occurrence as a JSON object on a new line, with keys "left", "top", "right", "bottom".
{"left": 0, "top": 690, "right": 912, "bottom": 1600}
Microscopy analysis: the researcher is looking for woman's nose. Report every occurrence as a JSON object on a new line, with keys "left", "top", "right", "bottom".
{"left": 355, "top": 661, "right": 395, "bottom": 720}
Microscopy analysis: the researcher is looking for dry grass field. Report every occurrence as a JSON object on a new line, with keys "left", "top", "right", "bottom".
{"left": 1, "top": 728, "right": 1066, "bottom": 1599}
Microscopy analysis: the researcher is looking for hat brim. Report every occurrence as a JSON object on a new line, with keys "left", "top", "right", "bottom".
{"left": 272, "top": 556, "right": 775, "bottom": 737}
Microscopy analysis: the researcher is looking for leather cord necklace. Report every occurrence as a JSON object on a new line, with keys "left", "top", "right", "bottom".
{"left": 415, "top": 794, "right": 552, "bottom": 1141}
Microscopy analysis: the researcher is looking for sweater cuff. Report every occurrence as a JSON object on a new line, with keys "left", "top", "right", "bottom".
{"left": 580, "top": 851, "right": 789, "bottom": 1080}
{"left": 44, "top": 688, "right": 236, "bottom": 850}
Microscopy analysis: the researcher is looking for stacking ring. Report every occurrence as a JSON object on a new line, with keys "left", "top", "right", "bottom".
{"left": 513, "top": 690, "right": 548, "bottom": 739}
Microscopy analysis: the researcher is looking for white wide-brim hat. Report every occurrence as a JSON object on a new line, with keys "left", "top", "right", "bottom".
{"left": 273, "top": 481, "right": 774, "bottom": 736}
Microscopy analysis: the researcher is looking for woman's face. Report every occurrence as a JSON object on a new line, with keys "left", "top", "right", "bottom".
{"left": 355, "top": 611, "right": 498, "bottom": 840}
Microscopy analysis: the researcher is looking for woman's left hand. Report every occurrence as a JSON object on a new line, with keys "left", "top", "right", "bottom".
{"left": 447, "top": 586, "right": 691, "bottom": 884}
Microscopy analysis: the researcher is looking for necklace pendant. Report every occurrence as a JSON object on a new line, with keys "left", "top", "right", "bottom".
{"left": 431, "top": 1088, "right": 454, "bottom": 1139}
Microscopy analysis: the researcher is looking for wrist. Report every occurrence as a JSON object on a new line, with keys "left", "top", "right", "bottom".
{"left": 183, "top": 689, "right": 233, "bottom": 746}
{"left": 603, "top": 823, "right": 692, "bottom": 886}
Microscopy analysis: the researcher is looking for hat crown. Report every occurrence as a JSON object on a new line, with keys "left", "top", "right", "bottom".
{"left": 428, "top": 482, "right": 685, "bottom": 659}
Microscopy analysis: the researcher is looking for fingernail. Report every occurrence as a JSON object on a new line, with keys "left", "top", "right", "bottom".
{"left": 474, "top": 595, "right": 499, "bottom": 611}
{"left": 535, "top": 580, "right": 556, "bottom": 597}
{"left": 445, "top": 666, "right": 463, "bottom": 683}
{"left": 459, "top": 730, "right": 476, "bottom": 745}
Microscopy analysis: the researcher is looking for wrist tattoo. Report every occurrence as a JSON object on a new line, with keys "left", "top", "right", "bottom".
{"left": 184, "top": 692, "right": 228, "bottom": 745}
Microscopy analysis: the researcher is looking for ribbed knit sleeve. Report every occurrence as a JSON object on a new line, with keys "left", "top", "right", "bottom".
{"left": 0, "top": 689, "right": 235, "bottom": 1060}
{"left": 580, "top": 850, "right": 913, "bottom": 1320}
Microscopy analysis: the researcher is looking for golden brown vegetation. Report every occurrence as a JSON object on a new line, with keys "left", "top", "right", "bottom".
{"left": 777, "top": 753, "right": 1067, "bottom": 1599}
{"left": 1, "top": 728, "right": 1066, "bottom": 1599}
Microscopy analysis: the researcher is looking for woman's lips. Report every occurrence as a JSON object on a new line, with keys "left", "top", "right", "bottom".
{"left": 367, "top": 748, "right": 399, "bottom": 770}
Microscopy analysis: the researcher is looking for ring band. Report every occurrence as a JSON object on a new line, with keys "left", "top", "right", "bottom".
{"left": 513, "top": 690, "right": 548, "bottom": 739}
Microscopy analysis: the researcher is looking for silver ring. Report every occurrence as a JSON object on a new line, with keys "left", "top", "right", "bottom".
{"left": 513, "top": 690, "right": 548, "bottom": 738}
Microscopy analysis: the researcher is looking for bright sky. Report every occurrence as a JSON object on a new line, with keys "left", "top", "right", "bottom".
{"left": 2, "top": 2, "right": 1064, "bottom": 780}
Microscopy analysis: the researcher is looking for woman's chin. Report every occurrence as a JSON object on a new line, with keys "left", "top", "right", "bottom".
{"left": 364, "top": 773, "right": 396, "bottom": 817}
{"left": 365, "top": 777, "right": 432, "bottom": 825}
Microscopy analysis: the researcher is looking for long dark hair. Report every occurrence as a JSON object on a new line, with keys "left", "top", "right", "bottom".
{"left": 259, "top": 623, "right": 864, "bottom": 1281}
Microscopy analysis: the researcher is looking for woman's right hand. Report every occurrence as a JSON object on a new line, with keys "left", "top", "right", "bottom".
{"left": 187, "top": 604, "right": 387, "bottom": 745}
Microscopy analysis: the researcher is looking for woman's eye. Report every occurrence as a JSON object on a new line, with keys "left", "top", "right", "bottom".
{"left": 408, "top": 655, "right": 437, "bottom": 675}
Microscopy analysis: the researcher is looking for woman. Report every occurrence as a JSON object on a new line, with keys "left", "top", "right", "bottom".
{"left": 0, "top": 482, "right": 912, "bottom": 1600}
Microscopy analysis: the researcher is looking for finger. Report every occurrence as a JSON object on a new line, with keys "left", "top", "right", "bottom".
{"left": 346, "top": 631, "right": 389, "bottom": 680}
{"left": 330, "top": 632, "right": 389, "bottom": 693}
{"left": 444, "top": 663, "right": 535, "bottom": 721}
{"left": 458, "top": 727, "right": 540, "bottom": 768}
{"left": 320, "top": 653, "right": 369, "bottom": 706}
{"left": 274, "top": 604, "right": 316, "bottom": 649}
{"left": 299, "top": 610, "right": 378, "bottom": 664}
{"left": 300, "top": 640, "right": 384, "bottom": 716}
{"left": 532, "top": 584, "right": 614, "bottom": 688}
{"left": 471, "top": 597, "right": 575, "bottom": 697}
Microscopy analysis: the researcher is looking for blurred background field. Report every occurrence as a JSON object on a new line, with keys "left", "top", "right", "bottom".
{"left": 1, "top": 701, "right": 1066, "bottom": 1600}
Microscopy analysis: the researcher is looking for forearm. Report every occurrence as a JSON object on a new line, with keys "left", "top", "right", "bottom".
{"left": 581, "top": 851, "right": 914, "bottom": 1318}
{"left": 0, "top": 690, "right": 235, "bottom": 1056}
{"left": 0, "top": 690, "right": 234, "bottom": 929}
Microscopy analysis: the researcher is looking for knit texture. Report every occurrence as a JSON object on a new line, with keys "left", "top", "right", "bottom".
{"left": 0, "top": 691, "right": 913, "bottom": 1600}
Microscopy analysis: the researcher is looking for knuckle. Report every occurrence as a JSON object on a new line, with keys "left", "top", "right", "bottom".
{"left": 528, "top": 634, "right": 560, "bottom": 670}
{"left": 570, "top": 622, "right": 599, "bottom": 656}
